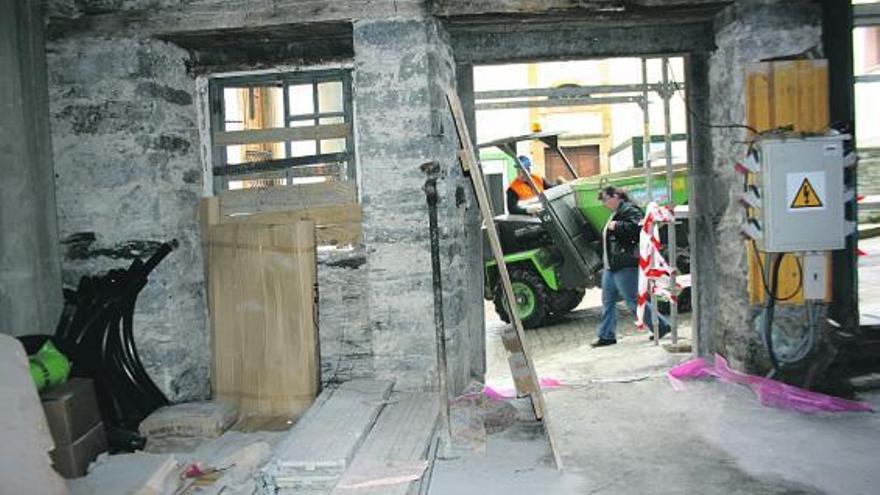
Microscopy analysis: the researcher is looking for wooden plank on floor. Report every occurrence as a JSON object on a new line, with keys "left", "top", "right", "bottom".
{"left": 330, "top": 393, "right": 438, "bottom": 495}
{"left": 264, "top": 380, "right": 395, "bottom": 493}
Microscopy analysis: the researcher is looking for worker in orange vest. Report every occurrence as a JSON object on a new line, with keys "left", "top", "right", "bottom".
{"left": 506, "top": 155, "right": 552, "bottom": 215}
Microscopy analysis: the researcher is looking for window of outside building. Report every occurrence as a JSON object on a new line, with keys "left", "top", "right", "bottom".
{"left": 209, "top": 70, "right": 355, "bottom": 191}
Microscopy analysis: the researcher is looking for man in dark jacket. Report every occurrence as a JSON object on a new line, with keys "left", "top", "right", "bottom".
{"left": 592, "top": 186, "right": 670, "bottom": 347}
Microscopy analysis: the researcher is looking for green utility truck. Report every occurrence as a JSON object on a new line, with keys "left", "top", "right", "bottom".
{"left": 481, "top": 132, "right": 690, "bottom": 328}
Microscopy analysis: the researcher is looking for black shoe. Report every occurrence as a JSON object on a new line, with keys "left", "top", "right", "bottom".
{"left": 591, "top": 338, "right": 617, "bottom": 348}
{"left": 648, "top": 326, "right": 671, "bottom": 341}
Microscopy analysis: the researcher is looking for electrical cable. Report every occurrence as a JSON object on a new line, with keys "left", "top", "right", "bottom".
{"left": 733, "top": 137, "right": 814, "bottom": 372}
{"left": 751, "top": 244, "right": 803, "bottom": 302}
{"left": 665, "top": 64, "right": 760, "bottom": 136}
{"left": 664, "top": 61, "right": 819, "bottom": 371}
{"left": 761, "top": 251, "right": 818, "bottom": 373}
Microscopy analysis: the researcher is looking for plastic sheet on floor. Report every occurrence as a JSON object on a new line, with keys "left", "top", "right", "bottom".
{"left": 483, "top": 377, "right": 563, "bottom": 401}
{"left": 668, "top": 354, "right": 874, "bottom": 413}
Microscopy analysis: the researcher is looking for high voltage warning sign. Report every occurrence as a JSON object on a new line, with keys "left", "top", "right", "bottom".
{"left": 791, "top": 178, "right": 823, "bottom": 208}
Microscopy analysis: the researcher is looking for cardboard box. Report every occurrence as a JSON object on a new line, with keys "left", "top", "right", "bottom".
{"left": 41, "top": 378, "right": 102, "bottom": 445}
{"left": 50, "top": 421, "right": 108, "bottom": 478}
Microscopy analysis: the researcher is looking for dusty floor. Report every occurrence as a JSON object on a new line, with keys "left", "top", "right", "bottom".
{"left": 860, "top": 235, "right": 880, "bottom": 324}
{"left": 430, "top": 282, "right": 880, "bottom": 495}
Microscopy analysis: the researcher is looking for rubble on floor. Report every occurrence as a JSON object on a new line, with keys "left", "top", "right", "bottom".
{"left": 62, "top": 378, "right": 446, "bottom": 495}
{"left": 68, "top": 452, "right": 181, "bottom": 495}
{"left": 67, "top": 430, "right": 284, "bottom": 494}
{"left": 140, "top": 400, "right": 239, "bottom": 453}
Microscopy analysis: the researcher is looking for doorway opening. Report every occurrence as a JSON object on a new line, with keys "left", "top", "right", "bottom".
{"left": 470, "top": 56, "right": 694, "bottom": 389}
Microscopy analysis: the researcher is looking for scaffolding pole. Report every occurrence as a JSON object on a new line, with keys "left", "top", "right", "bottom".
{"left": 642, "top": 58, "right": 660, "bottom": 345}
{"left": 662, "top": 57, "right": 679, "bottom": 344}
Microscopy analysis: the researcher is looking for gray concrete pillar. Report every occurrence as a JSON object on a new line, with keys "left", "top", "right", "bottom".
{"left": 354, "top": 18, "right": 481, "bottom": 392}
{"left": 0, "top": 0, "right": 63, "bottom": 336}
{"left": 686, "top": 51, "right": 716, "bottom": 359}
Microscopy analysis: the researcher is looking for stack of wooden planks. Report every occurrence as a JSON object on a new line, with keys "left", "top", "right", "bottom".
{"left": 199, "top": 180, "right": 363, "bottom": 423}
{"left": 260, "top": 380, "right": 395, "bottom": 494}
{"left": 330, "top": 393, "right": 439, "bottom": 495}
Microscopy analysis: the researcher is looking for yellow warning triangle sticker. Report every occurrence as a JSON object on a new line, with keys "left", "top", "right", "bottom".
{"left": 791, "top": 178, "right": 823, "bottom": 208}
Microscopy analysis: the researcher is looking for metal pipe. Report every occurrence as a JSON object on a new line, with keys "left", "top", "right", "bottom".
{"left": 539, "top": 136, "right": 580, "bottom": 180}
{"left": 475, "top": 83, "right": 683, "bottom": 100}
{"left": 643, "top": 58, "right": 660, "bottom": 344}
{"left": 475, "top": 96, "right": 641, "bottom": 111}
{"left": 421, "top": 161, "right": 453, "bottom": 454}
{"left": 663, "top": 57, "right": 679, "bottom": 344}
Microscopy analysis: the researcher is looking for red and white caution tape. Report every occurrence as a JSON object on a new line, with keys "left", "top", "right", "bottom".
{"left": 636, "top": 202, "right": 680, "bottom": 330}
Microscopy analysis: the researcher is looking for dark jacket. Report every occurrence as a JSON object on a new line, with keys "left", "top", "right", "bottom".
{"left": 603, "top": 201, "right": 643, "bottom": 271}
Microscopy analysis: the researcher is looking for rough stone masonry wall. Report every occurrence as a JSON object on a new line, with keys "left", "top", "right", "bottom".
{"left": 47, "top": 37, "right": 210, "bottom": 401}
{"left": 354, "top": 18, "right": 481, "bottom": 393}
{"left": 707, "top": 0, "right": 822, "bottom": 371}
{"left": 426, "top": 20, "right": 486, "bottom": 394}
{"left": 44, "top": 36, "right": 379, "bottom": 400}
{"left": 317, "top": 248, "right": 372, "bottom": 384}
{"left": 45, "top": 1, "right": 480, "bottom": 401}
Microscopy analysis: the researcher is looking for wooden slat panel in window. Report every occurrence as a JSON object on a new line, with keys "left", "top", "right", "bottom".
{"left": 218, "top": 180, "right": 357, "bottom": 216}
{"left": 213, "top": 123, "right": 350, "bottom": 146}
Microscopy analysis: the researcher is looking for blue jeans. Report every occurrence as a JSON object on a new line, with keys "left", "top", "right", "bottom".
{"left": 597, "top": 267, "right": 669, "bottom": 341}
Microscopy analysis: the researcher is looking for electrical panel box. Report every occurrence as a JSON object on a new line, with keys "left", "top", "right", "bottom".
{"left": 753, "top": 136, "right": 846, "bottom": 252}
{"left": 802, "top": 252, "right": 827, "bottom": 300}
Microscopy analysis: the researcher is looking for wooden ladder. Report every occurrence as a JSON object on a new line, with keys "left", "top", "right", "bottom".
{"left": 446, "top": 88, "right": 563, "bottom": 471}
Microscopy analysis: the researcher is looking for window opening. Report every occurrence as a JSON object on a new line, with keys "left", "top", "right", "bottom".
{"left": 209, "top": 70, "right": 355, "bottom": 192}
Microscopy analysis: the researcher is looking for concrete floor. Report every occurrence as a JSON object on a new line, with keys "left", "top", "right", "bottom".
{"left": 859, "top": 236, "right": 880, "bottom": 325}
{"left": 430, "top": 286, "right": 880, "bottom": 495}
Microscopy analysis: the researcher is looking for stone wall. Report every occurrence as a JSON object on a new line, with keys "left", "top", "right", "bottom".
{"left": 47, "top": 37, "right": 210, "bottom": 401}
{"left": 427, "top": 20, "right": 486, "bottom": 393}
{"left": 44, "top": 3, "right": 481, "bottom": 400}
{"left": 707, "top": 0, "right": 822, "bottom": 371}
{"left": 317, "top": 248, "right": 373, "bottom": 384}
{"left": 44, "top": 36, "right": 385, "bottom": 400}
{"left": 353, "top": 18, "right": 481, "bottom": 393}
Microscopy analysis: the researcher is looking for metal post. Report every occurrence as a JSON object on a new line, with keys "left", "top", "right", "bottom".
{"left": 662, "top": 57, "right": 679, "bottom": 344}
{"left": 421, "top": 161, "right": 453, "bottom": 454}
{"left": 642, "top": 58, "right": 660, "bottom": 344}
{"left": 556, "top": 146, "right": 580, "bottom": 180}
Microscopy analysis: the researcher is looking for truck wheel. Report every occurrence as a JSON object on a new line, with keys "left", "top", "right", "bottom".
{"left": 493, "top": 267, "right": 549, "bottom": 329}
{"left": 549, "top": 289, "right": 585, "bottom": 315}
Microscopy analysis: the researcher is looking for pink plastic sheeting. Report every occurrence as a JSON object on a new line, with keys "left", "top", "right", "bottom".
{"left": 482, "top": 377, "right": 563, "bottom": 401}
{"left": 668, "top": 354, "right": 874, "bottom": 414}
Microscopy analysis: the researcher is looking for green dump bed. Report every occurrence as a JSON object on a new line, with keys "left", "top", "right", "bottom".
{"left": 571, "top": 165, "right": 689, "bottom": 233}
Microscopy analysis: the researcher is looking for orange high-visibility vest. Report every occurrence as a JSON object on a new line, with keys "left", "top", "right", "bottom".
{"left": 509, "top": 175, "right": 545, "bottom": 200}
